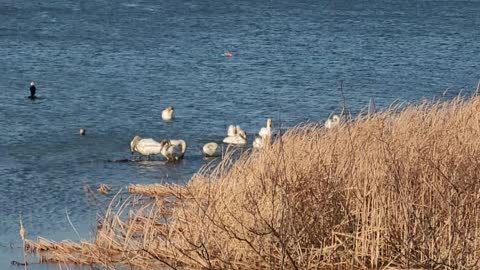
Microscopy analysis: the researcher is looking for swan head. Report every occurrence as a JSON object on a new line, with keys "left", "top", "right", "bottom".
{"left": 130, "top": 136, "right": 142, "bottom": 154}
{"left": 266, "top": 118, "right": 272, "bottom": 128}
{"left": 79, "top": 128, "right": 86, "bottom": 136}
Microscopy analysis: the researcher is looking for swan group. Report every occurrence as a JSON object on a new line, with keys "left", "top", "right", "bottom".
{"left": 129, "top": 107, "right": 350, "bottom": 162}
{"left": 223, "top": 125, "right": 247, "bottom": 145}
{"left": 130, "top": 135, "right": 186, "bottom": 161}
{"left": 28, "top": 78, "right": 362, "bottom": 167}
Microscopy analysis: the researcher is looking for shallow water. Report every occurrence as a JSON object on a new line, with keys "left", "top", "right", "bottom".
{"left": 0, "top": 0, "right": 479, "bottom": 267}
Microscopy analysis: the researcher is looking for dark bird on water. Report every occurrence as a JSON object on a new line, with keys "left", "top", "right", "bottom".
{"left": 29, "top": 81, "right": 36, "bottom": 99}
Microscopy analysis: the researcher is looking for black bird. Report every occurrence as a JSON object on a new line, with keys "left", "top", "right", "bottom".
{"left": 29, "top": 81, "right": 36, "bottom": 98}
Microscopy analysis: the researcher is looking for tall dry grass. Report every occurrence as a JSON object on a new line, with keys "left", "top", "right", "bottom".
{"left": 27, "top": 95, "right": 480, "bottom": 269}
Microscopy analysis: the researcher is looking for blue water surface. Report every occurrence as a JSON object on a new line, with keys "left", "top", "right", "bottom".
{"left": 0, "top": 0, "right": 479, "bottom": 268}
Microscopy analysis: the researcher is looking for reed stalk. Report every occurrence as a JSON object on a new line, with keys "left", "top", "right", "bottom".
{"left": 19, "top": 218, "right": 27, "bottom": 270}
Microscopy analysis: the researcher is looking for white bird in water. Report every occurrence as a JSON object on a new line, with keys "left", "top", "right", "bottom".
{"left": 203, "top": 142, "right": 220, "bottom": 157}
{"left": 130, "top": 135, "right": 165, "bottom": 160}
{"left": 325, "top": 114, "right": 342, "bottom": 129}
{"left": 223, "top": 125, "right": 247, "bottom": 145}
{"left": 162, "top": 106, "right": 174, "bottom": 121}
{"left": 254, "top": 118, "right": 273, "bottom": 148}
{"left": 259, "top": 118, "right": 272, "bottom": 138}
{"left": 160, "top": 139, "right": 187, "bottom": 161}
{"left": 252, "top": 137, "right": 262, "bottom": 148}
{"left": 227, "top": 125, "right": 236, "bottom": 137}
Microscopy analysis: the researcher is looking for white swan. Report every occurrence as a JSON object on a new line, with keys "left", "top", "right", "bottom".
{"left": 253, "top": 137, "right": 263, "bottom": 148}
{"left": 223, "top": 125, "right": 247, "bottom": 145}
{"left": 160, "top": 139, "right": 187, "bottom": 161}
{"left": 130, "top": 135, "right": 166, "bottom": 160}
{"left": 203, "top": 142, "right": 220, "bottom": 157}
{"left": 325, "top": 114, "right": 342, "bottom": 129}
{"left": 259, "top": 118, "right": 272, "bottom": 138}
{"left": 253, "top": 118, "right": 273, "bottom": 148}
{"left": 161, "top": 106, "right": 174, "bottom": 121}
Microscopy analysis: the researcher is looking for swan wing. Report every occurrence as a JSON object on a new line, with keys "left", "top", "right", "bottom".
{"left": 227, "top": 125, "right": 236, "bottom": 137}
{"left": 203, "top": 143, "right": 218, "bottom": 156}
{"left": 223, "top": 135, "right": 246, "bottom": 145}
{"left": 136, "top": 138, "right": 163, "bottom": 155}
{"left": 223, "top": 136, "right": 233, "bottom": 144}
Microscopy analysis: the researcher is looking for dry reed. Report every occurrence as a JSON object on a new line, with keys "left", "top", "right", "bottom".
{"left": 26, "top": 95, "right": 480, "bottom": 269}
{"left": 19, "top": 218, "right": 27, "bottom": 269}
{"left": 97, "top": 184, "right": 111, "bottom": 195}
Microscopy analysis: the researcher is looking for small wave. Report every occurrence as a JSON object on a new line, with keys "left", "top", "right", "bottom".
{"left": 121, "top": 3, "right": 139, "bottom": 8}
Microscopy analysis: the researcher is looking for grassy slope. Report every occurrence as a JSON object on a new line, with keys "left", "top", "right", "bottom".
{"left": 27, "top": 95, "right": 480, "bottom": 269}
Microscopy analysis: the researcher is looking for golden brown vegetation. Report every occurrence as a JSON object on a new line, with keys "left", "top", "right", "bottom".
{"left": 97, "top": 184, "right": 111, "bottom": 195}
{"left": 26, "top": 96, "right": 480, "bottom": 269}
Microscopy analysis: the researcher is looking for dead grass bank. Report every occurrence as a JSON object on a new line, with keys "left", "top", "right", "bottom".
{"left": 27, "top": 95, "right": 480, "bottom": 269}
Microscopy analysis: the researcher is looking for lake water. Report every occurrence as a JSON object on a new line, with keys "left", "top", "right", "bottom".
{"left": 0, "top": 0, "right": 479, "bottom": 268}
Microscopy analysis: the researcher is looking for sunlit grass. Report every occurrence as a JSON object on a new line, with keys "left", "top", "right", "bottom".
{"left": 26, "top": 94, "right": 480, "bottom": 269}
